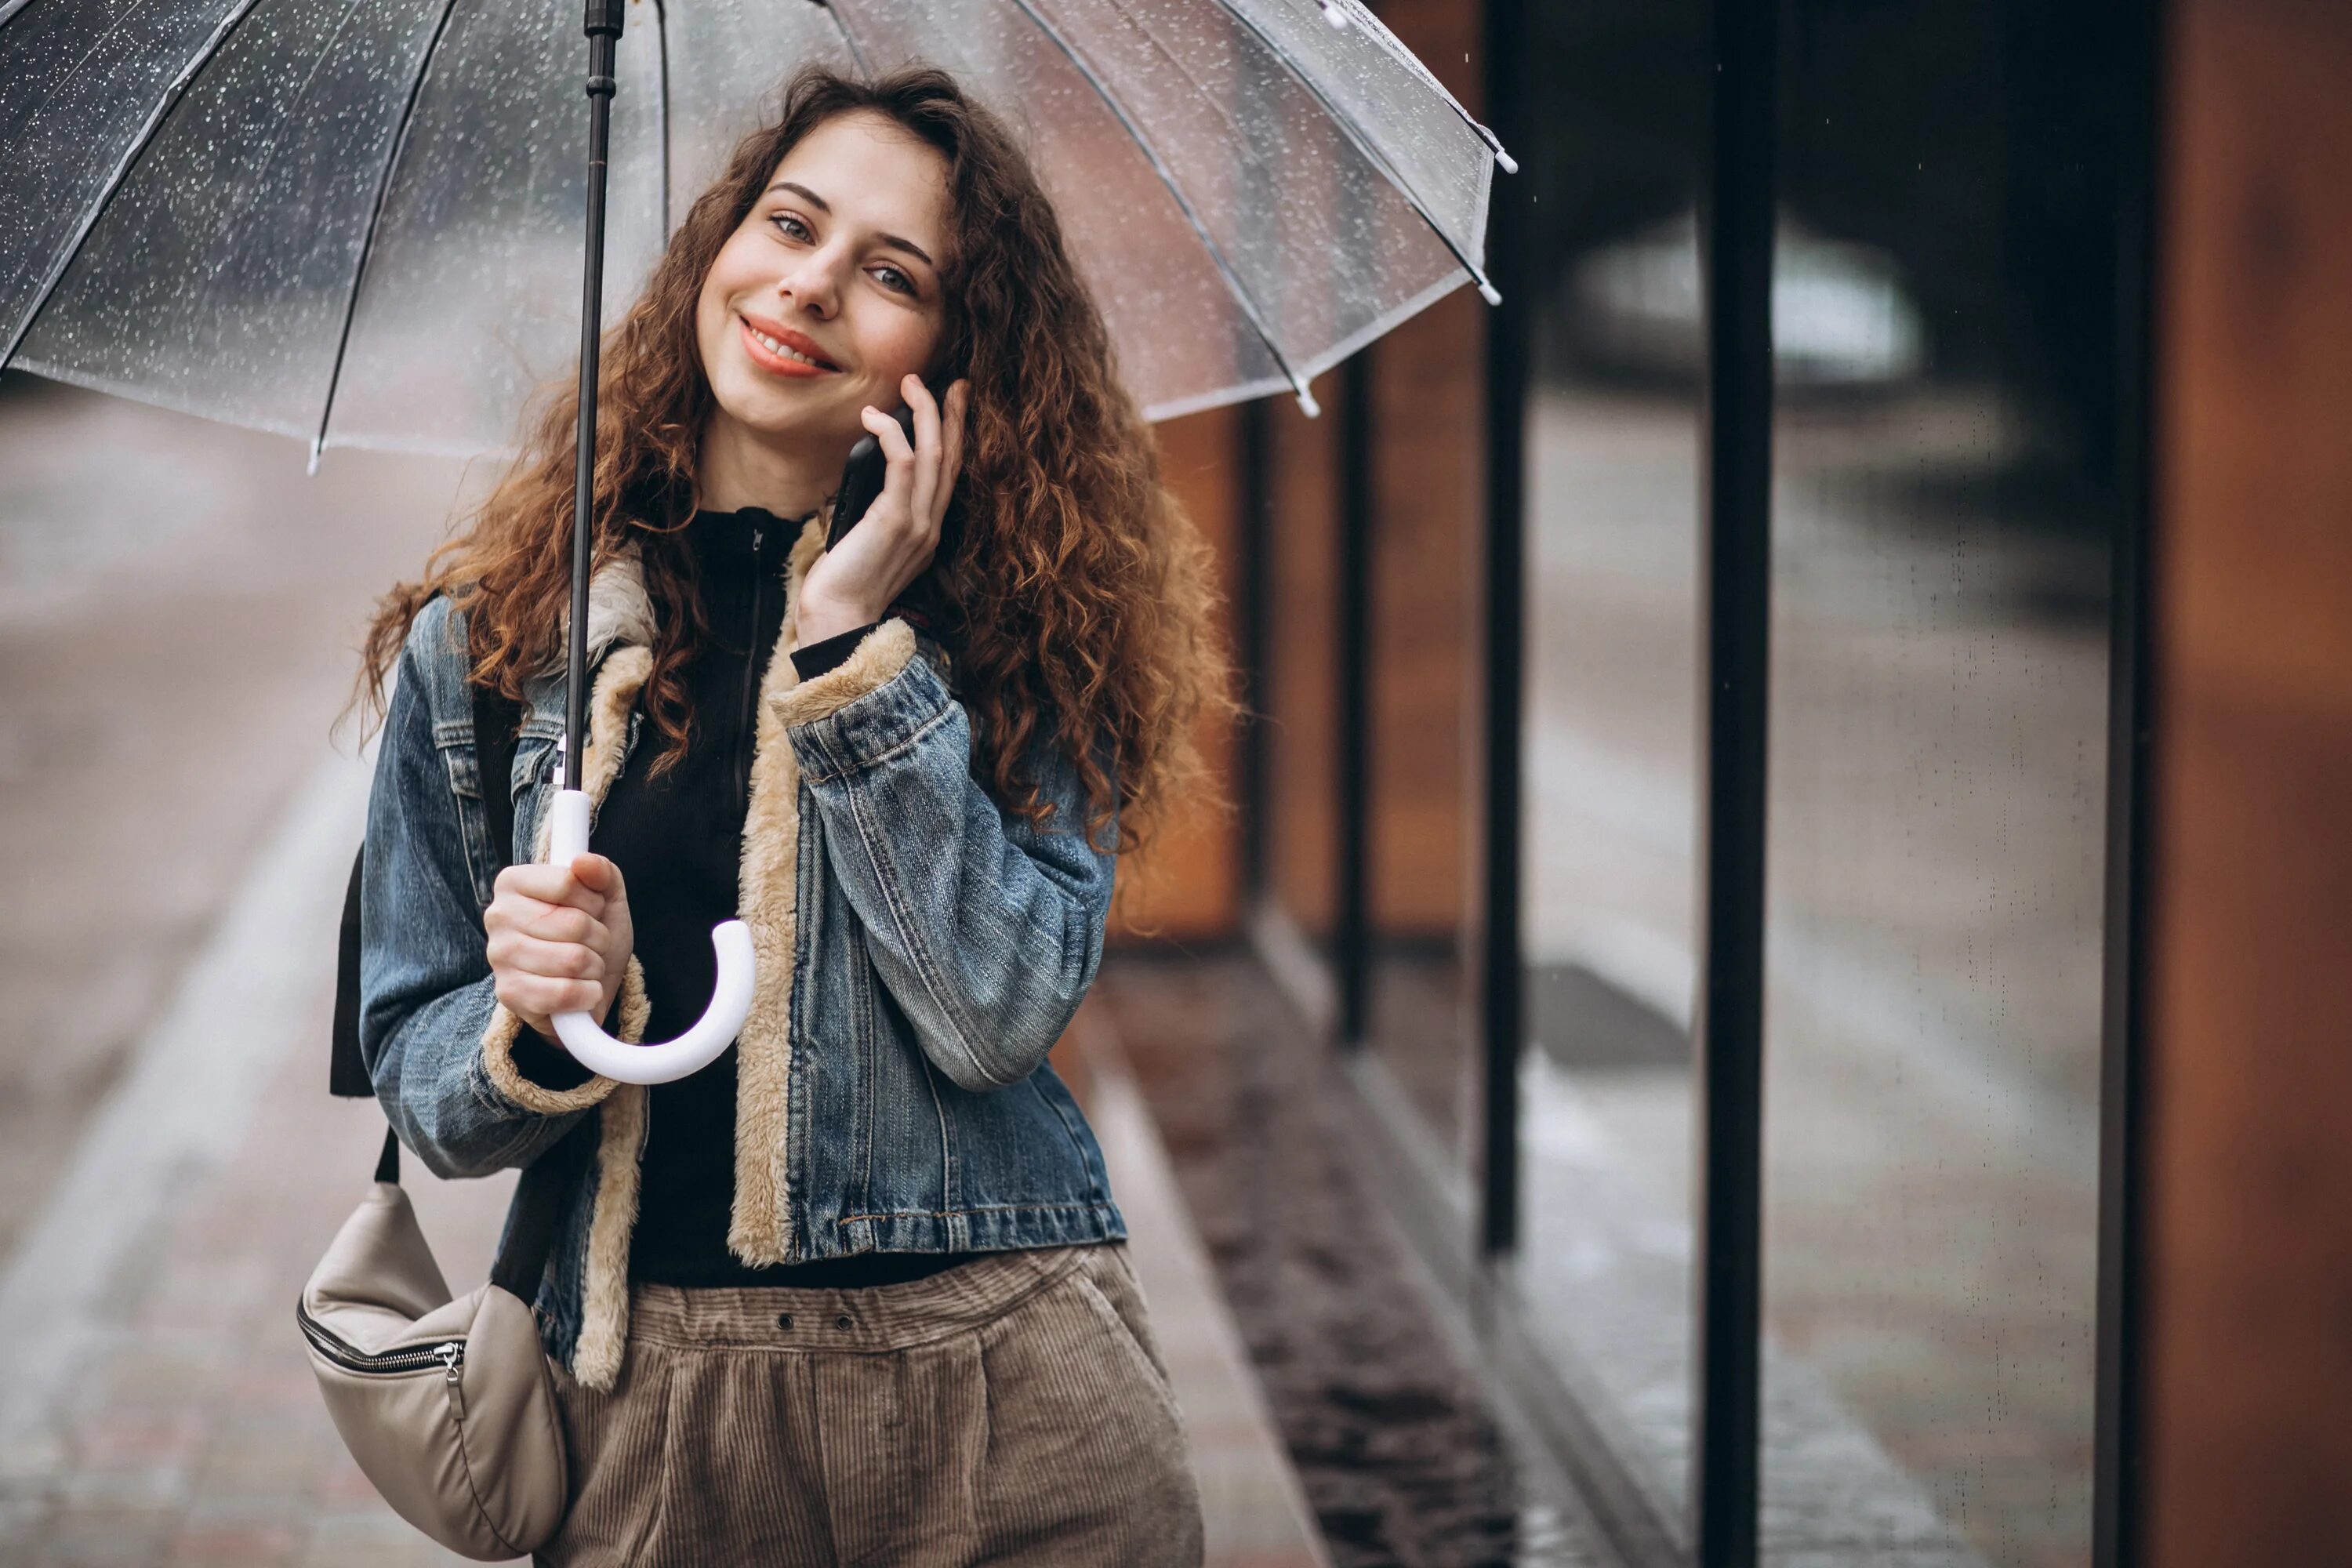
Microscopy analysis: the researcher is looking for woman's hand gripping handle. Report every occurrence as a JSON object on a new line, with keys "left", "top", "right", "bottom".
{"left": 485, "top": 791, "right": 755, "bottom": 1086}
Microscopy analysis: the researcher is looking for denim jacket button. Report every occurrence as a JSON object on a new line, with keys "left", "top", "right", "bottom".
{"left": 834, "top": 1314, "right": 854, "bottom": 1331}
{"left": 776, "top": 1312, "right": 793, "bottom": 1330}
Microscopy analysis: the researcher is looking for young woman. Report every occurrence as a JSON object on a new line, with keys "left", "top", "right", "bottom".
{"left": 350, "top": 62, "right": 1234, "bottom": 1566}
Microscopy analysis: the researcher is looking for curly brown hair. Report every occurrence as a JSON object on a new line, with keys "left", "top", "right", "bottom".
{"left": 351, "top": 61, "right": 1236, "bottom": 864}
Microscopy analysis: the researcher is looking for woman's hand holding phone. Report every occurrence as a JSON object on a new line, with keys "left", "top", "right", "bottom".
{"left": 798, "top": 372, "right": 969, "bottom": 645}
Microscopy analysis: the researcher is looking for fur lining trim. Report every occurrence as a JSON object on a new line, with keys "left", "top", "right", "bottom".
{"left": 478, "top": 954, "right": 645, "bottom": 1113}
{"left": 570, "top": 1081, "right": 645, "bottom": 1391}
{"left": 770, "top": 617, "right": 917, "bottom": 730}
{"left": 571, "top": 543, "right": 656, "bottom": 672}
{"left": 724, "top": 509, "right": 832, "bottom": 1264}
{"left": 567, "top": 644, "right": 654, "bottom": 814}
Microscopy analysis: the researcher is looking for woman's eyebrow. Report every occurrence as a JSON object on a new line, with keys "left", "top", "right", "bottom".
{"left": 766, "top": 180, "right": 935, "bottom": 268}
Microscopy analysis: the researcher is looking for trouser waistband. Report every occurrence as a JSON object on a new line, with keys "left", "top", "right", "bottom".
{"left": 624, "top": 1243, "right": 1108, "bottom": 1354}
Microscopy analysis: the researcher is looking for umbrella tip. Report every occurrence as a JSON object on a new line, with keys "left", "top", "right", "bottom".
{"left": 1295, "top": 386, "right": 1322, "bottom": 419}
{"left": 1494, "top": 148, "right": 1519, "bottom": 175}
{"left": 1478, "top": 279, "right": 1502, "bottom": 306}
{"left": 305, "top": 442, "right": 321, "bottom": 478}
{"left": 1319, "top": 1, "right": 1348, "bottom": 28}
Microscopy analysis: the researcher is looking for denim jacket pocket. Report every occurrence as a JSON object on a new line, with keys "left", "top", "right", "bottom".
{"left": 510, "top": 716, "right": 563, "bottom": 866}
{"left": 431, "top": 718, "right": 498, "bottom": 911}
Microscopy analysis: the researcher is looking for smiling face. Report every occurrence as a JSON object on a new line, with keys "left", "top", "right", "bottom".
{"left": 693, "top": 110, "right": 953, "bottom": 479}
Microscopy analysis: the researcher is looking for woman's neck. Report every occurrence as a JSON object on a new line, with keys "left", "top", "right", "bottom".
{"left": 694, "top": 408, "right": 840, "bottom": 518}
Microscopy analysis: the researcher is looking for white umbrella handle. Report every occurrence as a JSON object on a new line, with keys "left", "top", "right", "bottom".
{"left": 543, "top": 789, "right": 754, "bottom": 1084}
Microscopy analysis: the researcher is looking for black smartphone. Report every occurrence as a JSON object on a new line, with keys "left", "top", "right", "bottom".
{"left": 828, "top": 385, "right": 963, "bottom": 634}
{"left": 827, "top": 401, "right": 913, "bottom": 553}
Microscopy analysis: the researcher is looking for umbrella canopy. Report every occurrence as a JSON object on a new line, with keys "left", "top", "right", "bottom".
{"left": 0, "top": 0, "right": 1512, "bottom": 462}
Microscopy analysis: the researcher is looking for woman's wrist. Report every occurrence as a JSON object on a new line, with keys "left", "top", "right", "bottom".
{"left": 797, "top": 591, "right": 884, "bottom": 646}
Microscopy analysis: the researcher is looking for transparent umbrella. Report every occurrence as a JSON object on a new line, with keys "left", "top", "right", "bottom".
{"left": 0, "top": 0, "right": 1512, "bottom": 459}
{"left": 0, "top": 0, "right": 1512, "bottom": 1079}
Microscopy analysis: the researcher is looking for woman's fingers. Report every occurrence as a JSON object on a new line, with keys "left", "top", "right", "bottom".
{"left": 485, "top": 851, "right": 630, "bottom": 1033}
{"left": 564, "top": 852, "right": 628, "bottom": 909}
{"left": 488, "top": 925, "right": 608, "bottom": 977}
{"left": 495, "top": 971, "right": 604, "bottom": 1023}
{"left": 905, "top": 374, "right": 942, "bottom": 528}
{"left": 493, "top": 860, "right": 608, "bottom": 920}
{"left": 514, "top": 901, "right": 598, "bottom": 946}
{"left": 858, "top": 403, "right": 920, "bottom": 542}
{"left": 941, "top": 380, "right": 968, "bottom": 506}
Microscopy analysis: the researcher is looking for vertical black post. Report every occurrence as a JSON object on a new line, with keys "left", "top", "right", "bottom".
{"left": 2093, "top": 2, "right": 2162, "bottom": 1563}
{"left": 1693, "top": 0, "right": 1774, "bottom": 1560}
{"left": 567, "top": 0, "right": 625, "bottom": 790}
{"left": 1335, "top": 349, "right": 1375, "bottom": 1047}
{"left": 1476, "top": 0, "right": 1528, "bottom": 1259}
{"left": 1238, "top": 397, "right": 1274, "bottom": 903}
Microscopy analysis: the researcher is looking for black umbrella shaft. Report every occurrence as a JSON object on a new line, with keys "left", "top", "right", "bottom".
{"left": 567, "top": 0, "right": 625, "bottom": 792}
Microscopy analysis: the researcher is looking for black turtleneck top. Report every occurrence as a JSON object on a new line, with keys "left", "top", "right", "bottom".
{"left": 510, "top": 504, "right": 974, "bottom": 1289}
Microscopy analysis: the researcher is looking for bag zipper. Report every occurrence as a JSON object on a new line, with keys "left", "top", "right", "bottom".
{"left": 297, "top": 1298, "right": 466, "bottom": 1381}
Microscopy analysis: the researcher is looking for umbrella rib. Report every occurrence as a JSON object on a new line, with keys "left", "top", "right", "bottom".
{"left": 998, "top": 0, "right": 1321, "bottom": 417}
{"left": 652, "top": 0, "right": 671, "bottom": 233}
{"left": 308, "top": 0, "right": 466, "bottom": 468}
{"left": 818, "top": 0, "right": 874, "bottom": 80}
{"left": 0, "top": 0, "right": 271, "bottom": 371}
{"left": 1313, "top": 0, "right": 1512, "bottom": 172}
{"left": 1192, "top": 0, "right": 1500, "bottom": 304}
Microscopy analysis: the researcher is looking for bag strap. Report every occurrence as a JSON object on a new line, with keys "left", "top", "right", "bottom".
{"left": 337, "top": 606, "right": 595, "bottom": 1298}
{"left": 331, "top": 847, "right": 372, "bottom": 1098}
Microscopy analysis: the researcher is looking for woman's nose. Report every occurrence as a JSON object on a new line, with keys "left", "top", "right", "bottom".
{"left": 775, "top": 253, "right": 841, "bottom": 319}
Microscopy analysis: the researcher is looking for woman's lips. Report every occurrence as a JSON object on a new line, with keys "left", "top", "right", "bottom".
{"left": 738, "top": 316, "right": 837, "bottom": 378}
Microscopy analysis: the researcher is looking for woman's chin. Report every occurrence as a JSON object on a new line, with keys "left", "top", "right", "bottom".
{"left": 711, "top": 376, "right": 829, "bottom": 433}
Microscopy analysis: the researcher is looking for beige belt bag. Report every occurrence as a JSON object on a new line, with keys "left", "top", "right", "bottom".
{"left": 298, "top": 1122, "right": 590, "bottom": 1560}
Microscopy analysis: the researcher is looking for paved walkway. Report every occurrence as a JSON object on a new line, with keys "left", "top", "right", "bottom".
{"left": 0, "top": 739, "right": 1327, "bottom": 1567}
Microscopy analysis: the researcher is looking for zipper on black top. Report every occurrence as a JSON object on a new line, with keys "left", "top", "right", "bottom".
{"left": 735, "top": 523, "right": 765, "bottom": 816}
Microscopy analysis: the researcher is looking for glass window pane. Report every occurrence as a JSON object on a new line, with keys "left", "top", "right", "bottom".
{"left": 1759, "top": 6, "right": 2121, "bottom": 1562}
{"left": 1514, "top": 2, "right": 1710, "bottom": 1520}
{"left": 1365, "top": 288, "right": 1485, "bottom": 1162}
{"left": 1363, "top": 1, "right": 1489, "bottom": 1173}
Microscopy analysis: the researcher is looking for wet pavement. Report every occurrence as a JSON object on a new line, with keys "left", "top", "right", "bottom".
{"left": 1096, "top": 953, "right": 1613, "bottom": 1568}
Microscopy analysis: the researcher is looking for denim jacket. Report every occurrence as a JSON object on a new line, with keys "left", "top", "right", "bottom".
{"left": 358, "top": 509, "right": 1127, "bottom": 1391}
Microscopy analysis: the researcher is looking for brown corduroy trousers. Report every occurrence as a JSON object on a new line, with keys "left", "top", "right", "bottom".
{"left": 533, "top": 1240, "right": 1206, "bottom": 1566}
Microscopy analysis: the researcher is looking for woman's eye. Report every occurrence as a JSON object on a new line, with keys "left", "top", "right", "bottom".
{"left": 767, "top": 213, "right": 913, "bottom": 296}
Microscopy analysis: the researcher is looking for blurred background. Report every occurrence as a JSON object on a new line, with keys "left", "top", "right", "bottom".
{"left": 5, "top": 0, "right": 2350, "bottom": 1566}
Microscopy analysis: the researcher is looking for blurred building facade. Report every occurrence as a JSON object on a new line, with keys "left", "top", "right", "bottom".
{"left": 1109, "top": 1, "right": 2352, "bottom": 1565}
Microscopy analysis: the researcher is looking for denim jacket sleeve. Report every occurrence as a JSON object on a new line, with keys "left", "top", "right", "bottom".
{"left": 357, "top": 598, "right": 620, "bottom": 1178}
{"left": 773, "top": 618, "right": 1118, "bottom": 1093}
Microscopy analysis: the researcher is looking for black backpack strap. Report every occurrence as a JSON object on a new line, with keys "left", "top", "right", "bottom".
{"left": 330, "top": 845, "right": 372, "bottom": 1098}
